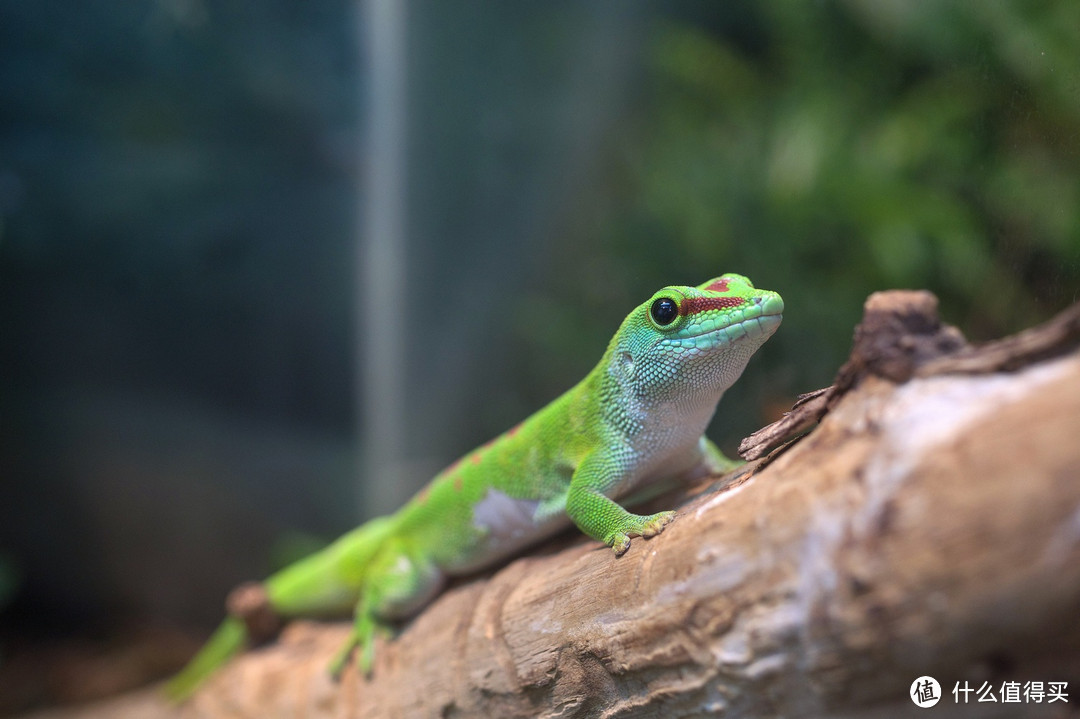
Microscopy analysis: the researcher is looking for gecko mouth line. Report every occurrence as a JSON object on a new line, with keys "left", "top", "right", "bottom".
{"left": 680, "top": 311, "right": 784, "bottom": 343}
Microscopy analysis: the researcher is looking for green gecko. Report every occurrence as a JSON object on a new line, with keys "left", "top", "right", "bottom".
{"left": 166, "top": 272, "right": 783, "bottom": 700}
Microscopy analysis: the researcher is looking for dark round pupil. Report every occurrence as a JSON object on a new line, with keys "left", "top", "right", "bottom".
{"left": 650, "top": 297, "right": 678, "bottom": 326}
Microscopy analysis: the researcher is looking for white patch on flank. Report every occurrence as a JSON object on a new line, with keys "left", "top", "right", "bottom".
{"left": 448, "top": 488, "right": 571, "bottom": 574}
{"left": 472, "top": 488, "right": 541, "bottom": 541}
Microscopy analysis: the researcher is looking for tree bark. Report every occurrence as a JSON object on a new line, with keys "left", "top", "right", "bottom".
{"left": 21, "top": 296, "right": 1080, "bottom": 719}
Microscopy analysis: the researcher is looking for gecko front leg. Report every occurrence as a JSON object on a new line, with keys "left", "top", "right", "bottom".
{"left": 565, "top": 450, "right": 677, "bottom": 556}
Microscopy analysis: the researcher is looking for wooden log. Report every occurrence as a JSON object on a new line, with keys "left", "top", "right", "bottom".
{"left": 21, "top": 296, "right": 1080, "bottom": 719}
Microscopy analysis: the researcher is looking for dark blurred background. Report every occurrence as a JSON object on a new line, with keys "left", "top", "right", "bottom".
{"left": 1, "top": 0, "right": 1078, "bottom": 712}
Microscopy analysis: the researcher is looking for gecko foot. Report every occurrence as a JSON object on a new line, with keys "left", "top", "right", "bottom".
{"left": 640, "top": 510, "right": 676, "bottom": 537}
{"left": 607, "top": 510, "right": 677, "bottom": 556}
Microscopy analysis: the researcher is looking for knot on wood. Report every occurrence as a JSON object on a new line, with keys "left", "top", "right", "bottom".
{"left": 226, "top": 581, "right": 282, "bottom": 643}
{"left": 834, "top": 290, "right": 967, "bottom": 393}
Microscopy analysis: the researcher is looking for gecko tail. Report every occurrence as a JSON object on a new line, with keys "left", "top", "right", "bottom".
{"left": 164, "top": 616, "right": 249, "bottom": 703}
{"left": 163, "top": 515, "right": 399, "bottom": 703}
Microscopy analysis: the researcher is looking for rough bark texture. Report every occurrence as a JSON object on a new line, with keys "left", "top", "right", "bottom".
{"left": 20, "top": 295, "right": 1080, "bottom": 719}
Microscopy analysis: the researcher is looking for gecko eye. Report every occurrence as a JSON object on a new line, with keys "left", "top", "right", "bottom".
{"left": 650, "top": 297, "right": 678, "bottom": 326}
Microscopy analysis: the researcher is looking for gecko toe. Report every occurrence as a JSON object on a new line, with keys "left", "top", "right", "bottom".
{"left": 641, "top": 511, "right": 677, "bottom": 538}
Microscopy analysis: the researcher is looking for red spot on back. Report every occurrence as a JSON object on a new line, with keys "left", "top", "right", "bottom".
{"left": 453, "top": 475, "right": 464, "bottom": 491}
{"left": 680, "top": 295, "right": 746, "bottom": 316}
{"left": 470, "top": 453, "right": 483, "bottom": 465}
{"left": 506, "top": 423, "right": 521, "bottom": 438}
{"left": 705, "top": 278, "right": 729, "bottom": 292}
{"left": 416, "top": 486, "right": 431, "bottom": 504}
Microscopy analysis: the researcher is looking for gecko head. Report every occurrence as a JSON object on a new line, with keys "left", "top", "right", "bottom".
{"left": 611, "top": 273, "right": 783, "bottom": 402}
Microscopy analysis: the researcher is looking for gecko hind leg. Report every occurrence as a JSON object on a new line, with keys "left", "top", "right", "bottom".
{"left": 328, "top": 542, "right": 445, "bottom": 679}
{"left": 701, "top": 437, "right": 743, "bottom": 474}
{"left": 328, "top": 596, "right": 391, "bottom": 678}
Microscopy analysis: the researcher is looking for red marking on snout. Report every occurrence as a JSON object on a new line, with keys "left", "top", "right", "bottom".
{"left": 680, "top": 295, "right": 746, "bottom": 316}
{"left": 705, "top": 278, "right": 730, "bottom": 292}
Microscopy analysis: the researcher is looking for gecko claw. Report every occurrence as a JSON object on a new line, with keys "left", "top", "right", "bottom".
{"left": 641, "top": 510, "right": 676, "bottom": 538}
{"left": 610, "top": 534, "right": 631, "bottom": 555}
{"left": 327, "top": 639, "right": 357, "bottom": 681}
{"left": 607, "top": 511, "right": 677, "bottom": 555}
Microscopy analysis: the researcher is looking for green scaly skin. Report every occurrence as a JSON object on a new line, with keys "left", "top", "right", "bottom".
{"left": 165, "top": 272, "right": 783, "bottom": 701}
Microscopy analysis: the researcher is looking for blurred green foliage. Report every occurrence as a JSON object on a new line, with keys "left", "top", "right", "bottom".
{"left": 540, "top": 1, "right": 1080, "bottom": 430}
